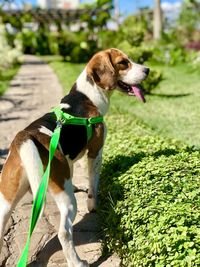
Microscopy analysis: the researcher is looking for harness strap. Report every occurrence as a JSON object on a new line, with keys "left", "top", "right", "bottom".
{"left": 17, "top": 107, "right": 103, "bottom": 267}
{"left": 53, "top": 107, "right": 104, "bottom": 141}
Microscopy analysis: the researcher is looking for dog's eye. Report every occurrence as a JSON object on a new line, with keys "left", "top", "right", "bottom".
{"left": 117, "top": 59, "right": 129, "bottom": 69}
{"left": 119, "top": 60, "right": 128, "bottom": 65}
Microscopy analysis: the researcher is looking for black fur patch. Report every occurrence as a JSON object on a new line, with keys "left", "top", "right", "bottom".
{"left": 60, "top": 83, "right": 91, "bottom": 118}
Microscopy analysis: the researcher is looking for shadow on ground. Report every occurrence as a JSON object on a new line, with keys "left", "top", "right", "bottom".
{"left": 150, "top": 93, "right": 191, "bottom": 98}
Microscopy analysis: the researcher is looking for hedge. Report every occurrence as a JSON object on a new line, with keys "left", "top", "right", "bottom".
{"left": 100, "top": 112, "right": 200, "bottom": 266}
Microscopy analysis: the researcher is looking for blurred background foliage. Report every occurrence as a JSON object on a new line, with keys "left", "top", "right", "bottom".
{"left": 0, "top": 0, "right": 200, "bottom": 94}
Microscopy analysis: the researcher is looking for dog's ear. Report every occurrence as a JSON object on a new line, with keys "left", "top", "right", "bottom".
{"left": 87, "top": 51, "right": 116, "bottom": 90}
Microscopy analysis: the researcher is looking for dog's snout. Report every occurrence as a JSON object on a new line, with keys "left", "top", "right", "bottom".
{"left": 143, "top": 67, "right": 150, "bottom": 76}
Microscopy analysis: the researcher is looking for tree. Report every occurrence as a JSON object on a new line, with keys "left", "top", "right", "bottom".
{"left": 153, "top": 0, "right": 162, "bottom": 40}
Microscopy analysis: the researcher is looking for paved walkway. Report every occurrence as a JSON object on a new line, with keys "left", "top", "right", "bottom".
{"left": 0, "top": 56, "right": 121, "bottom": 267}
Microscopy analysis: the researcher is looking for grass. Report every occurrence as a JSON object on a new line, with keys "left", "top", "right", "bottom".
{"left": 46, "top": 58, "right": 200, "bottom": 148}
{"left": 112, "top": 63, "right": 200, "bottom": 148}
{"left": 41, "top": 56, "right": 85, "bottom": 91}
{"left": 0, "top": 64, "right": 20, "bottom": 96}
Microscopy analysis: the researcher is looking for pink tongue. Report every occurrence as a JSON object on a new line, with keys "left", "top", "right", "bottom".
{"left": 131, "top": 86, "right": 146, "bottom": 102}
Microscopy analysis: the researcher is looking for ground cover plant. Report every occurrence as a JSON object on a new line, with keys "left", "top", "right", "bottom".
{"left": 47, "top": 59, "right": 200, "bottom": 266}
{"left": 100, "top": 112, "right": 200, "bottom": 266}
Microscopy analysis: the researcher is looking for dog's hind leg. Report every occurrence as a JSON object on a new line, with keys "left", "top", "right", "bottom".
{"left": 0, "top": 144, "right": 29, "bottom": 253}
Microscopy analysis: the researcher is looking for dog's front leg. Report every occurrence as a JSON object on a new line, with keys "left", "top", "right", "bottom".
{"left": 87, "top": 149, "right": 103, "bottom": 212}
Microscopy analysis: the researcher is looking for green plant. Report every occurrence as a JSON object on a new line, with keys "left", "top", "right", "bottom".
{"left": 142, "top": 69, "right": 163, "bottom": 94}
{"left": 0, "top": 22, "right": 22, "bottom": 71}
{"left": 150, "top": 42, "right": 189, "bottom": 65}
{"left": 33, "top": 29, "right": 97, "bottom": 62}
{"left": 80, "top": 0, "right": 113, "bottom": 31}
{"left": 35, "top": 25, "right": 54, "bottom": 55}
{"left": 177, "top": 0, "right": 200, "bottom": 43}
{"left": 16, "top": 29, "right": 37, "bottom": 54}
{"left": 97, "top": 30, "right": 118, "bottom": 50}
{"left": 0, "top": 64, "right": 20, "bottom": 95}
{"left": 100, "top": 113, "right": 200, "bottom": 266}
{"left": 118, "top": 15, "right": 145, "bottom": 47}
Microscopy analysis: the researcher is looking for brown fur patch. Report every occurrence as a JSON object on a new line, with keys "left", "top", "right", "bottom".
{"left": 86, "top": 48, "right": 131, "bottom": 91}
{"left": 87, "top": 123, "right": 104, "bottom": 159}
{"left": 32, "top": 136, "right": 70, "bottom": 194}
{"left": 0, "top": 142, "right": 23, "bottom": 203}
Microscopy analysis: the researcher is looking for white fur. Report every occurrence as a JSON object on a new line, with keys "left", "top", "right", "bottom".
{"left": 121, "top": 61, "right": 148, "bottom": 85}
{"left": 76, "top": 68, "right": 110, "bottom": 116}
{"left": 19, "top": 140, "right": 44, "bottom": 198}
{"left": 0, "top": 193, "right": 11, "bottom": 235}
{"left": 60, "top": 103, "right": 71, "bottom": 109}
{"left": 0, "top": 192, "right": 12, "bottom": 251}
{"left": 39, "top": 125, "right": 65, "bottom": 155}
{"left": 39, "top": 125, "right": 53, "bottom": 137}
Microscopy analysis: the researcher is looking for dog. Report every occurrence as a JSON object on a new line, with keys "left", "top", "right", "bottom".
{"left": 0, "top": 48, "right": 149, "bottom": 267}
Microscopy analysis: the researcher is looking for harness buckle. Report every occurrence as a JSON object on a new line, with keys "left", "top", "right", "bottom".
{"left": 56, "top": 119, "right": 65, "bottom": 128}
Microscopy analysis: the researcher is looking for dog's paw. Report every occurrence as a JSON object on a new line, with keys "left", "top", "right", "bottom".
{"left": 87, "top": 196, "right": 97, "bottom": 212}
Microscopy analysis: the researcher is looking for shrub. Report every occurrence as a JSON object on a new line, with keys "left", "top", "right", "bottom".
{"left": 97, "top": 30, "right": 119, "bottom": 50}
{"left": 142, "top": 69, "right": 163, "bottom": 94}
{"left": 100, "top": 114, "right": 200, "bottom": 266}
{"left": 116, "top": 41, "right": 153, "bottom": 64}
{"left": 58, "top": 31, "right": 97, "bottom": 63}
{"left": 16, "top": 29, "right": 37, "bottom": 54}
{"left": 16, "top": 28, "right": 58, "bottom": 55}
{"left": 0, "top": 22, "right": 22, "bottom": 72}
{"left": 35, "top": 27, "right": 55, "bottom": 55}
{"left": 117, "top": 14, "right": 151, "bottom": 47}
{"left": 150, "top": 43, "right": 189, "bottom": 65}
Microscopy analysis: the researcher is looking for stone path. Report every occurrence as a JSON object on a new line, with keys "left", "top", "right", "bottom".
{"left": 0, "top": 56, "right": 121, "bottom": 267}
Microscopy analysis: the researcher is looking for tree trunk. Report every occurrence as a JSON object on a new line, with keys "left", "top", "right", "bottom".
{"left": 153, "top": 0, "right": 162, "bottom": 40}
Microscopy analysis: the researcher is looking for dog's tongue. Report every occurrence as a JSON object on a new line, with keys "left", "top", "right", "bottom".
{"left": 131, "top": 86, "right": 146, "bottom": 103}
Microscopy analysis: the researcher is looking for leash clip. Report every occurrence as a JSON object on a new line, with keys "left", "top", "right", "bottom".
{"left": 56, "top": 119, "right": 65, "bottom": 128}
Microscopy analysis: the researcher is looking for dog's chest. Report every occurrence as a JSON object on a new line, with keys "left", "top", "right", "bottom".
{"left": 59, "top": 124, "right": 88, "bottom": 160}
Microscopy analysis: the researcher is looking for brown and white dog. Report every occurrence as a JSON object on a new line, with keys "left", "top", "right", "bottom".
{"left": 0, "top": 48, "right": 149, "bottom": 266}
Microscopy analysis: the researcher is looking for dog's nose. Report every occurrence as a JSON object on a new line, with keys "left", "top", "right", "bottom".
{"left": 143, "top": 67, "right": 150, "bottom": 76}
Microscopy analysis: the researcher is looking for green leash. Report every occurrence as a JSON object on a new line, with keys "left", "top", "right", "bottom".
{"left": 17, "top": 107, "right": 103, "bottom": 267}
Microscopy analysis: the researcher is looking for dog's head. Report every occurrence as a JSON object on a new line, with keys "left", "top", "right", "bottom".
{"left": 86, "top": 48, "right": 149, "bottom": 102}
